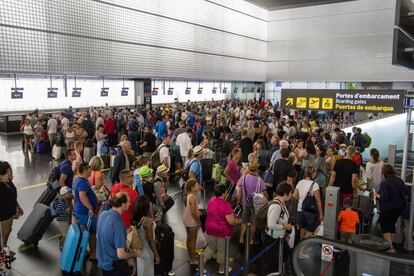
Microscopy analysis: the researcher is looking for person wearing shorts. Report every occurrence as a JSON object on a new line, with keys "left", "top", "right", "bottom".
{"left": 73, "top": 163, "right": 98, "bottom": 260}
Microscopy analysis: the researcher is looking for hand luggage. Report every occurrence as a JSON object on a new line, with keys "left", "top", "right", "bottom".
{"left": 211, "top": 163, "right": 222, "bottom": 182}
{"left": 17, "top": 203, "right": 53, "bottom": 246}
{"left": 352, "top": 190, "right": 373, "bottom": 224}
{"left": 60, "top": 220, "right": 91, "bottom": 274}
{"left": 154, "top": 224, "right": 174, "bottom": 275}
{"left": 35, "top": 166, "right": 61, "bottom": 207}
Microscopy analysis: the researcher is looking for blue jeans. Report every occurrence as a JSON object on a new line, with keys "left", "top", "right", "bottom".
{"left": 128, "top": 131, "right": 139, "bottom": 152}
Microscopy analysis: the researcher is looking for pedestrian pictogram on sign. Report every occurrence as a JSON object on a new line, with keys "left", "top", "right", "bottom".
{"left": 321, "top": 244, "right": 333, "bottom": 262}
{"left": 322, "top": 98, "right": 333, "bottom": 109}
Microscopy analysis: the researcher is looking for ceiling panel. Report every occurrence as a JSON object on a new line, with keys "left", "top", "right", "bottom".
{"left": 244, "top": 0, "right": 355, "bottom": 10}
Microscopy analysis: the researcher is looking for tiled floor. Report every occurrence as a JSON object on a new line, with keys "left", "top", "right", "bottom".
{"left": 1, "top": 135, "right": 248, "bottom": 276}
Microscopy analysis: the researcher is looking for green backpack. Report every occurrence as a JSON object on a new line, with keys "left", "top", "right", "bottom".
{"left": 363, "top": 133, "right": 371, "bottom": 149}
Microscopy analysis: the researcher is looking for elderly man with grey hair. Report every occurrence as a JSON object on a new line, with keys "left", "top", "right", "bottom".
{"left": 111, "top": 140, "right": 133, "bottom": 184}
{"left": 270, "top": 139, "right": 289, "bottom": 162}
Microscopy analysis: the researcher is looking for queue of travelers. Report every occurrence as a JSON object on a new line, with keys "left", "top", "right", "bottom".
{"left": 0, "top": 99, "right": 409, "bottom": 276}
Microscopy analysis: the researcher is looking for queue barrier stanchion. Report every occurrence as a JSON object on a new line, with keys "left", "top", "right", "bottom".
{"left": 224, "top": 237, "right": 231, "bottom": 276}
{"left": 198, "top": 251, "right": 205, "bottom": 276}
{"left": 244, "top": 223, "right": 251, "bottom": 275}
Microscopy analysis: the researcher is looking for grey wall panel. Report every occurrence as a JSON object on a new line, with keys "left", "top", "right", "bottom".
{"left": 0, "top": 0, "right": 267, "bottom": 81}
{"left": 0, "top": 27, "right": 266, "bottom": 81}
{"left": 267, "top": 0, "right": 411, "bottom": 81}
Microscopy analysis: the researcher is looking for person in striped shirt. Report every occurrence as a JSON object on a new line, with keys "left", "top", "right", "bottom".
{"left": 52, "top": 186, "right": 73, "bottom": 251}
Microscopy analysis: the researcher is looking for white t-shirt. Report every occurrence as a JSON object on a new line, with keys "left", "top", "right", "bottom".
{"left": 176, "top": 133, "right": 192, "bottom": 157}
{"left": 296, "top": 179, "right": 320, "bottom": 212}
{"left": 159, "top": 144, "right": 171, "bottom": 168}
{"left": 61, "top": 117, "right": 69, "bottom": 131}
{"left": 366, "top": 161, "right": 384, "bottom": 192}
{"left": 23, "top": 125, "right": 33, "bottom": 135}
{"left": 47, "top": 118, "right": 58, "bottom": 134}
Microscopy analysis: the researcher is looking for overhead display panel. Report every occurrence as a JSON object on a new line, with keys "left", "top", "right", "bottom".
{"left": 281, "top": 89, "right": 406, "bottom": 113}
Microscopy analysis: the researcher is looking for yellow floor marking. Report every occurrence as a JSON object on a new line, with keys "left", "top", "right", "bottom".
{"left": 17, "top": 182, "right": 47, "bottom": 192}
{"left": 174, "top": 240, "right": 232, "bottom": 260}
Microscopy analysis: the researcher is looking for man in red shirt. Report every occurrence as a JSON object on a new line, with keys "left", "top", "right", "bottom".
{"left": 104, "top": 113, "right": 117, "bottom": 147}
{"left": 111, "top": 169, "right": 138, "bottom": 229}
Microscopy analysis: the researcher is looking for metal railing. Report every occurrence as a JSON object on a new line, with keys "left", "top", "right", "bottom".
{"left": 292, "top": 237, "right": 414, "bottom": 276}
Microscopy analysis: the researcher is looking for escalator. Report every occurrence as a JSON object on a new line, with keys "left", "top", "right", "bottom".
{"left": 292, "top": 237, "right": 414, "bottom": 276}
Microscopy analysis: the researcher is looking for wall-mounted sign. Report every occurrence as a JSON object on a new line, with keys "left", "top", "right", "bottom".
{"left": 212, "top": 87, "right": 217, "bottom": 94}
{"left": 168, "top": 88, "right": 174, "bottom": 95}
{"left": 233, "top": 87, "right": 238, "bottom": 94}
{"left": 101, "top": 87, "right": 109, "bottom": 97}
{"left": 197, "top": 88, "right": 203, "bottom": 95}
{"left": 152, "top": 88, "right": 159, "bottom": 96}
{"left": 250, "top": 87, "right": 256, "bottom": 93}
{"left": 185, "top": 88, "right": 191, "bottom": 95}
{"left": 242, "top": 87, "right": 247, "bottom": 93}
{"left": 281, "top": 89, "right": 406, "bottom": 113}
{"left": 223, "top": 87, "right": 228, "bottom": 94}
{"left": 121, "top": 87, "right": 129, "bottom": 96}
{"left": 47, "top": 88, "right": 58, "bottom": 98}
{"left": 72, "top": 87, "right": 82, "bottom": 97}
{"left": 11, "top": 88, "right": 24, "bottom": 99}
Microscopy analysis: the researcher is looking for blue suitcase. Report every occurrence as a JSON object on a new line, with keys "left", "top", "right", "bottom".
{"left": 60, "top": 222, "right": 90, "bottom": 273}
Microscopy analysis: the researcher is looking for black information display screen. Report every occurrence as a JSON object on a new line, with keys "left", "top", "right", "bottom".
{"left": 281, "top": 89, "right": 406, "bottom": 114}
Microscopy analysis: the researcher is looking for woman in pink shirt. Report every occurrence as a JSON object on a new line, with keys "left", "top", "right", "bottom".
{"left": 203, "top": 184, "right": 242, "bottom": 274}
{"left": 223, "top": 148, "right": 242, "bottom": 195}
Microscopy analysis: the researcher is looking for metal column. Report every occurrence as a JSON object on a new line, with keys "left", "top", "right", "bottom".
{"left": 401, "top": 109, "right": 412, "bottom": 181}
{"left": 388, "top": 144, "right": 397, "bottom": 167}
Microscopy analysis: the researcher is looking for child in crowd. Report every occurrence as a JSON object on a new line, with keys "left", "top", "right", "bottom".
{"left": 338, "top": 144, "right": 347, "bottom": 158}
{"left": 52, "top": 186, "right": 73, "bottom": 251}
{"left": 337, "top": 198, "right": 359, "bottom": 243}
{"left": 134, "top": 156, "right": 150, "bottom": 196}
{"left": 352, "top": 146, "right": 363, "bottom": 168}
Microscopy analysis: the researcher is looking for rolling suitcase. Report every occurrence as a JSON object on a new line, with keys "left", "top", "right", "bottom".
{"left": 35, "top": 166, "right": 60, "bottom": 207}
{"left": 352, "top": 190, "right": 373, "bottom": 225}
{"left": 17, "top": 204, "right": 53, "bottom": 246}
{"left": 60, "top": 221, "right": 90, "bottom": 274}
{"left": 83, "top": 145, "right": 96, "bottom": 164}
{"left": 154, "top": 224, "right": 174, "bottom": 275}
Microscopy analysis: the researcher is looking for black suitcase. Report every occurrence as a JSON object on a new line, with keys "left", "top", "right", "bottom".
{"left": 35, "top": 182, "right": 59, "bottom": 207}
{"left": 154, "top": 224, "right": 174, "bottom": 275}
{"left": 17, "top": 203, "right": 53, "bottom": 246}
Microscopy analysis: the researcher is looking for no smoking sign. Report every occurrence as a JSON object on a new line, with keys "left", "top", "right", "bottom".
{"left": 321, "top": 244, "right": 333, "bottom": 262}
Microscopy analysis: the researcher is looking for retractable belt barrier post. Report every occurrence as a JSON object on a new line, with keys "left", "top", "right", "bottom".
{"left": 244, "top": 223, "right": 251, "bottom": 275}
{"left": 224, "top": 237, "right": 231, "bottom": 276}
{"left": 198, "top": 251, "right": 205, "bottom": 276}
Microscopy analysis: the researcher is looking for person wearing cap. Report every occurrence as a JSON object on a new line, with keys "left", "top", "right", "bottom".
{"left": 52, "top": 186, "right": 73, "bottom": 250}
{"left": 337, "top": 197, "right": 359, "bottom": 243}
{"left": 236, "top": 154, "right": 268, "bottom": 245}
{"left": 153, "top": 164, "right": 170, "bottom": 220}
{"left": 187, "top": 145, "right": 204, "bottom": 184}
{"left": 111, "top": 170, "right": 139, "bottom": 229}
{"left": 338, "top": 143, "right": 347, "bottom": 158}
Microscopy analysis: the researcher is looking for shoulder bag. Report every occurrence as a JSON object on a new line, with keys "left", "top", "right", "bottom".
{"left": 302, "top": 182, "right": 318, "bottom": 213}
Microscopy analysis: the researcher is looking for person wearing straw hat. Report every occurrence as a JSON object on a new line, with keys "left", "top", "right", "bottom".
{"left": 236, "top": 153, "right": 268, "bottom": 245}
{"left": 153, "top": 164, "right": 170, "bottom": 221}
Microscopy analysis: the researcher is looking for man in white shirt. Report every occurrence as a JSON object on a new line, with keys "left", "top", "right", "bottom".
{"left": 47, "top": 114, "right": 58, "bottom": 148}
{"left": 159, "top": 134, "right": 171, "bottom": 169}
{"left": 60, "top": 112, "right": 69, "bottom": 132}
{"left": 176, "top": 129, "right": 193, "bottom": 164}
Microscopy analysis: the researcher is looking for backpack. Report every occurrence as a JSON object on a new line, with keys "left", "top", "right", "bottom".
{"left": 212, "top": 163, "right": 222, "bottom": 182}
{"left": 181, "top": 159, "right": 198, "bottom": 182}
{"left": 255, "top": 200, "right": 283, "bottom": 231}
{"left": 100, "top": 141, "right": 109, "bottom": 155}
{"left": 302, "top": 182, "right": 318, "bottom": 213}
{"left": 150, "top": 145, "right": 166, "bottom": 169}
{"left": 362, "top": 133, "right": 371, "bottom": 149}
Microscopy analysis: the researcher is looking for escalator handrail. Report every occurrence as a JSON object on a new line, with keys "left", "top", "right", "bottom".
{"left": 292, "top": 237, "right": 414, "bottom": 276}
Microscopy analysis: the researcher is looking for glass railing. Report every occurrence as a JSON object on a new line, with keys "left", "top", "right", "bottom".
{"left": 292, "top": 237, "right": 414, "bottom": 276}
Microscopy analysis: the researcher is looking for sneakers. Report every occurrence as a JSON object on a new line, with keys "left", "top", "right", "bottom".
{"left": 218, "top": 266, "right": 232, "bottom": 274}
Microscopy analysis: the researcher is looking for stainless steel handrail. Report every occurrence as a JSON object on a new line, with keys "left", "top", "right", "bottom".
{"left": 292, "top": 237, "right": 414, "bottom": 276}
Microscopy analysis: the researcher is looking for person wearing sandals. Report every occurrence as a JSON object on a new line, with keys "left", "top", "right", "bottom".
{"left": 0, "top": 161, "right": 23, "bottom": 260}
{"left": 204, "top": 184, "right": 242, "bottom": 274}
{"left": 183, "top": 178, "right": 202, "bottom": 267}
{"left": 132, "top": 195, "right": 161, "bottom": 276}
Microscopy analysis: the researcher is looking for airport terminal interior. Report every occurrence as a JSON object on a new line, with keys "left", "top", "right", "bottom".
{"left": 2, "top": 0, "right": 414, "bottom": 275}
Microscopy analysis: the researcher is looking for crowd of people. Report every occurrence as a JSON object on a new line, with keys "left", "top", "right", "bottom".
{"left": 0, "top": 99, "right": 410, "bottom": 275}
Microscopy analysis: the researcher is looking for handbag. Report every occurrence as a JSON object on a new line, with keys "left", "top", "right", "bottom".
{"left": 196, "top": 227, "right": 207, "bottom": 249}
{"left": 127, "top": 225, "right": 143, "bottom": 251}
{"left": 163, "top": 195, "right": 175, "bottom": 213}
{"left": 302, "top": 182, "right": 318, "bottom": 213}
{"left": 253, "top": 177, "right": 268, "bottom": 213}
{"left": 263, "top": 161, "right": 275, "bottom": 187}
